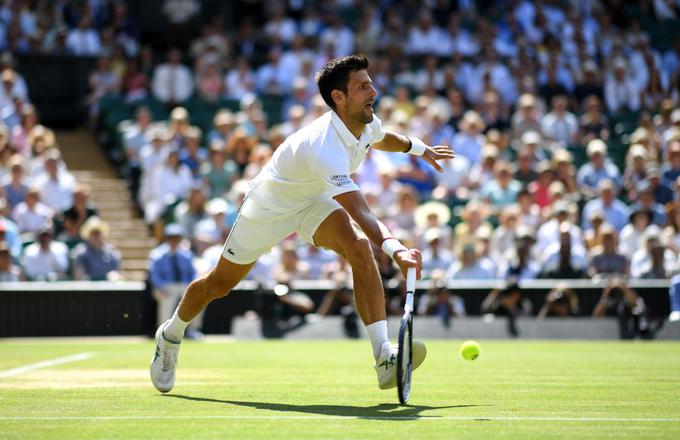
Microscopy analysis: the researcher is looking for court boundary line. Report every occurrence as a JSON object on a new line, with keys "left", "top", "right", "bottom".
{"left": 0, "top": 353, "right": 94, "bottom": 379}
{"left": 0, "top": 415, "right": 678, "bottom": 422}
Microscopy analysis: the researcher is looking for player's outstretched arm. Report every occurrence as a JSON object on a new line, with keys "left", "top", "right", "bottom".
{"left": 334, "top": 189, "right": 422, "bottom": 279}
{"left": 372, "top": 131, "right": 455, "bottom": 172}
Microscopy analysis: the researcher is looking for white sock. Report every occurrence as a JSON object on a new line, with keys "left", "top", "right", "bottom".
{"left": 163, "top": 309, "right": 189, "bottom": 343}
{"left": 366, "top": 320, "right": 389, "bottom": 360}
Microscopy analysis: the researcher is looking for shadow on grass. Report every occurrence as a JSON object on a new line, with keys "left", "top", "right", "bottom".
{"left": 164, "top": 394, "right": 489, "bottom": 420}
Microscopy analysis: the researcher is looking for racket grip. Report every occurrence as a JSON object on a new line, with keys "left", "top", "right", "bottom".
{"left": 406, "top": 267, "right": 416, "bottom": 293}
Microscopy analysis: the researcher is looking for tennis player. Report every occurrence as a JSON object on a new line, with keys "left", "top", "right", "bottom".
{"left": 151, "top": 55, "right": 455, "bottom": 393}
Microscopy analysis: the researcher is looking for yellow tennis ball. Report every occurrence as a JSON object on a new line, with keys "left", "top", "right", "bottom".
{"left": 460, "top": 340, "right": 480, "bottom": 361}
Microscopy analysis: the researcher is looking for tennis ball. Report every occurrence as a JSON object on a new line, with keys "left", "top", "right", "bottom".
{"left": 460, "top": 340, "right": 480, "bottom": 361}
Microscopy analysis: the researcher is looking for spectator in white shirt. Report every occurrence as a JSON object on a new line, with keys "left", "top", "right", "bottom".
{"left": 145, "top": 149, "right": 193, "bottom": 224}
{"left": 452, "top": 111, "right": 486, "bottom": 166}
{"left": 604, "top": 57, "right": 641, "bottom": 113}
{"left": 264, "top": 4, "right": 297, "bottom": 45}
{"left": 447, "top": 241, "right": 496, "bottom": 280}
{"left": 33, "top": 149, "right": 75, "bottom": 213}
{"left": 319, "top": 15, "right": 354, "bottom": 57}
{"left": 406, "top": 11, "right": 443, "bottom": 56}
{"left": 21, "top": 221, "right": 68, "bottom": 281}
{"left": 66, "top": 16, "right": 101, "bottom": 56}
{"left": 224, "top": 56, "right": 256, "bottom": 100}
{"left": 152, "top": 48, "right": 194, "bottom": 105}
{"left": 256, "top": 47, "right": 292, "bottom": 95}
{"left": 541, "top": 95, "right": 579, "bottom": 148}
{"left": 421, "top": 228, "right": 455, "bottom": 278}
{"left": 11, "top": 186, "right": 53, "bottom": 235}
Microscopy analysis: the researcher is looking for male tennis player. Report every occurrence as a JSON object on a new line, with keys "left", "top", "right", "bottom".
{"left": 151, "top": 55, "right": 454, "bottom": 393}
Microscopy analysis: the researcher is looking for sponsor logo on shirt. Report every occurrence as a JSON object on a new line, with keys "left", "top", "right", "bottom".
{"left": 330, "top": 174, "right": 353, "bottom": 187}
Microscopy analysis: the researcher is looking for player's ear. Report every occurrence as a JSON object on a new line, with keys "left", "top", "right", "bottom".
{"left": 331, "top": 89, "right": 344, "bottom": 107}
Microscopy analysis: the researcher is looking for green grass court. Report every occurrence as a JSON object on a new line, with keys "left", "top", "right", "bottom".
{"left": 1, "top": 339, "right": 679, "bottom": 439}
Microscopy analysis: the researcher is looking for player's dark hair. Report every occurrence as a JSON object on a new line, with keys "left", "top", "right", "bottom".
{"left": 316, "top": 55, "right": 369, "bottom": 110}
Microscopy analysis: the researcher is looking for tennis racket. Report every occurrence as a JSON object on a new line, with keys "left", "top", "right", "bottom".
{"left": 397, "top": 267, "right": 416, "bottom": 405}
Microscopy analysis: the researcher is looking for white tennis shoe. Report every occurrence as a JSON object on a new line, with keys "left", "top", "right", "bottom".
{"left": 374, "top": 340, "right": 427, "bottom": 390}
{"left": 150, "top": 321, "right": 180, "bottom": 393}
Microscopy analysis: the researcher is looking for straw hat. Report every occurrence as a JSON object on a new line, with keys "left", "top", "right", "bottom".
{"left": 80, "top": 216, "right": 109, "bottom": 238}
{"left": 415, "top": 201, "right": 452, "bottom": 229}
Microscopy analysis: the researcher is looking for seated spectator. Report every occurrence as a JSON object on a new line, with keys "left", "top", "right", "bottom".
{"left": 0, "top": 241, "right": 20, "bottom": 281}
{"left": 272, "top": 241, "right": 310, "bottom": 281}
{"left": 661, "top": 140, "right": 680, "bottom": 187}
{"left": 582, "top": 179, "right": 630, "bottom": 232}
{"left": 60, "top": 184, "right": 98, "bottom": 246}
{"left": 179, "top": 126, "right": 207, "bottom": 178}
{"left": 225, "top": 127, "right": 255, "bottom": 174}
{"left": 497, "top": 228, "right": 540, "bottom": 281}
{"left": 386, "top": 185, "right": 419, "bottom": 232}
{"left": 491, "top": 205, "right": 520, "bottom": 259}
{"left": 604, "top": 57, "right": 641, "bottom": 113}
{"left": 510, "top": 94, "right": 543, "bottom": 147}
{"left": 33, "top": 149, "right": 75, "bottom": 213}
{"left": 537, "top": 286, "right": 579, "bottom": 319}
{"left": 394, "top": 153, "right": 437, "bottom": 200}
{"left": 539, "top": 222, "right": 588, "bottom": 278}
{"left": 196, "top": 62, "right": 223, "bottom": 102}
{"left": 242, "top": 143, "right": 273, "bottom": 181}
{"left": 201, "top": 140, "right": 238, "bottom": 199}
{"left": 145, "top": 149, "right": 193, "bottom": 225}
{"left": 589, "top": 224, "right": 630, "bottom": 278}
{"left": 0, "top": 202, "right": 21, "bottom": 259}
{"left": 174, "top": 186, "right": 207, "bottom": 248}
{"left": 579, "top": 95, "right": 609, "bottom": 143}
{"left": 2, "top": 154, "right": 28, "bottom": 212}
{"left": 620, "top": 209, "right": 652, "bottom": 258}
{"left": 527, "top": 161, "right": 554, "bottom": 210}
{"left": 584, "top": 209, "right": 606, "bottom": 251}
{"left": 66, "top": 16, "right": 101, "bottom": 56}
{"left": 420, "top": 228, "right": 455, "bottom": 278}
{"left": 631, "top": 228, "right": 677, "bottom": 279}
{"left": 541, "top": 95, "right": 579, "bottom": 148}
{"left": 670, "top": 273, "right": 680, "bottom": 322}
{"left": 576, "top": 139, "right": 622, "bottom": 199}
{"left": 647, "top": 167, "right": 674, "bottom": 206}
{"left": 297, "top": 243, "right": 339, "bottom": 280}
{"left": 481, "top": 160, "right": 522, "bottom": 211}
{"left": 72, "top": 217, "right": 121, "bottom": 281}
{"left": 452, "top": 111, "right": 485, "bottom": 166}
{"left": 454, "top": 200, "right": 493, "bottom": 245}
{"left": 446, "top": 241, "right": 496, "bottom": 280}
{"left": 206, "top": 110, "right": 235, "bottom": 146}
{"left": 468, "top": 144, "right": 498, "bottom": 191}
{"left": 663, "top": 207, "right": 680, "bottom": 254}
{"left": 224, "top": 56, "right": 256, "bottom": 100}
{"left": 414, "top": 200, "right": 452, "bottom": 249}
{"left": 151, "top": 48, "right": 194, "bottom": 106}
{"left": 514, "top": 148, "right": 538, "bottom": 186}
{"left": 11, "top": 186, "right": 53, "bottom": 236}
{"left": 574, "top": 63, "right": 604, "bottom": 106}
{"left": 21, "top": 221, "right": 68, "bottom": 281}
{"left": 622, "top": 144, "right": 650, "bottom": 201}
{"left": 121, "top": 57, "right": 149, "bottom": 103}
{"left": 629, "top": 180, "right": 667, "bottom": 227}
{"left": 10, "top": 103, "right": 38, "bottom": 156}
{"left": 149, "top": 223, "right": 201, "bottom": 339}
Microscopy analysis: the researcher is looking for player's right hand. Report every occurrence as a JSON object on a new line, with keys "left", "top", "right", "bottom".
{"left": 394, "top": 248, "right": 422, "bottom": 280}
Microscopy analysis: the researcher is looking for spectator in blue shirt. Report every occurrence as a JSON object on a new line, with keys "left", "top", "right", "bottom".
{"left": 72, "top": 217, "right": 121, "bottom": 281}
{"left": 149, "top": 223, "right": 202, "bottom": 339}
{"left": 629, "top": 180, "right": 667, "bottom": 227}
{"left": 576, "top": 139, "right": 622, "bottom": 199}
{"left": 661, "top": 141, "right": 680, "bottom": 187}
{"left": 669, "top": 274, "right": 680, "bottom": 322}
{"left": 582, "top": 179, "right": 630, "bottom": 232}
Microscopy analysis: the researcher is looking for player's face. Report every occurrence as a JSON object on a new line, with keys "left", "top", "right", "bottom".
{"left": 344, "top": 69, "right": 376, "bottom": 124}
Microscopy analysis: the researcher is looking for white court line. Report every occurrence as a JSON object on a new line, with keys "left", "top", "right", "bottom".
{"left": 0, "top": 352, "right": 94, "bottom": 379}
{"left": 0, "top": 415, "right": 678, "bottom": 422}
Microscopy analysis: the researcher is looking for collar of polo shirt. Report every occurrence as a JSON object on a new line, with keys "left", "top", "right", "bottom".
{"left": 330, "top": 110, "right": 366, "bottom": 147}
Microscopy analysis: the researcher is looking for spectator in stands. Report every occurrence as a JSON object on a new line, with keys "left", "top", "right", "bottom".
{"left": 10, "top": 104, "right": 37, "bottom": 156}
{"left": 604, "top": 57, "right": 641, "bottom": 113}
{"left": 201, "top": 139, "right": 238, "bottom": 199}
{"left": 179, "top": 126, "right": 206, "bottom": 178}
{"left": 663, "top": 207, "right": 680, "bottom": 255}
{"left": 72, "top": 217, "right": 121, "bottom": 281}
{"left": 468, "top": 144, "right": 498, "bottom": 192}
{"left": 481, "top": 160, "right": 521, "bottom": 211}
{"left": 420, "top": 228, "right": 454, "bottom": 279}
{"left": 193, "top": 197, "right": 231, "bottom": 254}
{"left": 446, "top": 241, "right": 496, "bottom": 280}
{"left": 66, "top": 15, "right": 101, "bottom": 56}
{"left": 631, "top": 228, "right": 677, "bottom": 279}
{"left": 514, "top": 148, "right": 538, "bottom": 186}
{"left": 619, "top": 208, "right": 653, "bottom": 258}
{"left": 452, "top": 111, "right": 486, "bottom": 166}
{"left": 629, "top": 180, "right": 667, "bottom": 227}
{"left": 11, "top": 186, "right": 53, "bottom": 235}
{"left": 579, "top": 95, "right": 609, "bottom": 143}
{"left": 576, "top": 139, "right": 623, "bottom": 199}
{"left": 498, "top": 228, "right": 540, "bottom": 281}
{"left": 272, "top": 241, "right": 310, "bottom": 281}
{"left": 146, "top": 149, "right": 193, "bottom": 225}
{"left": 149, "top": 223, "right": 202, "bottom": 339}
{"left": 224, "top": 56, "right": 256, "bottom": 100}
{"left": 670, "top": 273, "right": 680, "bottom": 322}
{"left": 0, "top": 200, "right": 21, "bottom": 259}
{"left": 541, "top": 95, "right": 579, "bottom": 148}
{"left": 0, "top": 240, "right": 20, "bottom": 281}
{"left": 647, "top": 166, "right": 674, "bottom": 206}
{"left": 255, "top": 47, "right": 289, "bottom": 96}
{"left": 225, "top": 127, "right": 255, "bottom": 175}
{"left": 539, "top": 222, "right": 588, "bottom": 279}
{"left": 537, "top": 285, "right": 579, "bottom": 319}
{"left": 2, "top": 155, "right": 28, "bottom": 212}
{"left": 174, "top": 186, "right": 207, "bottom": 248}
{"left": 589, "top": 224, "right": 629, "bottom": 278}
{"left": 511, "top": 94, "right": 542, "bottom": 145}
{"left": 574, "top": 63, "right": 604, "bottom": 106}
{"left": 121, "top": 57, "right": 149, "bottom": 103}
{"left": 196, "top": 62, "right": 223, "bottom": 102}
{"left": 152, "top": 48, "right": 194, "bottom": 106}
{"left": 86, "top": 57, "right": 119, "bottom": 124}
{"left": 60, "top": 183, "right": 97, "bottom": 247}
{"left": 527, "top": 161, "right": 554, "bottom": 210}
{"left": 33, "top": 149, "right": 75, "bottom": 213}
{"left": 21, "top": 220, "right": 68, "bottom": 281}
{"left": 582, "top": 179, "right": 630, "bottom": 232}
{"left": 662, "top": 141, "right": 680, "bottom": 187}
{"left": 623, "top": 144, "right": 650, "bottom": 200}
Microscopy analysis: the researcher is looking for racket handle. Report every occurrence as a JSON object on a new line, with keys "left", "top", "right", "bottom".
{"left": 406, "top": 267, "right": 416, "bottom": 293}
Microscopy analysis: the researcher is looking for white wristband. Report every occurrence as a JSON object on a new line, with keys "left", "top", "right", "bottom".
{"left": 381, "top": 238, "right": 407, "bottom": 260}
{"left": 407, "top": 137, "right": 427, "bottom": 156}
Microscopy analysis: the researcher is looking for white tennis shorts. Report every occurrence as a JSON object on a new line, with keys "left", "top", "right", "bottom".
{"left": 221, "top": 196, "right": 342, "bottom": 264}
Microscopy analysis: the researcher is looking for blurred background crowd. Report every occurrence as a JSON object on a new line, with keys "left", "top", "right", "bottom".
{"left": 0, "top": 0, "right": 679, "bottom": 332}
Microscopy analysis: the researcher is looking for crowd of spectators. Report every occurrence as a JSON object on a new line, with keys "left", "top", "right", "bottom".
{"left": 1, "top": 1, "right": 680, "bottom": 325}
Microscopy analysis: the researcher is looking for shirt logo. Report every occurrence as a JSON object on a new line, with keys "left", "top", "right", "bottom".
{"left": 365, "top": 144, "right": 370, "bottom": 150}
{"left": 330, "top": 174, "right": 353, "bottom": 187}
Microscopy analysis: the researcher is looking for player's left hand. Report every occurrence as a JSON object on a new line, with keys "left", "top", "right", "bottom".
{"left": 421, "top": 145, "right": 455, "bottom": 172}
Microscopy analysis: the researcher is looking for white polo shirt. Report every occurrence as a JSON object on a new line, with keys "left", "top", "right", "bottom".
{"left": 243, "top": 110, "right": 385, "bottom": 220}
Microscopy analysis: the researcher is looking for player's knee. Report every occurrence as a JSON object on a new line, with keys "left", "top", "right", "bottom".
{"left": 343, "top": 235, "right": 373, "bottom": 267}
